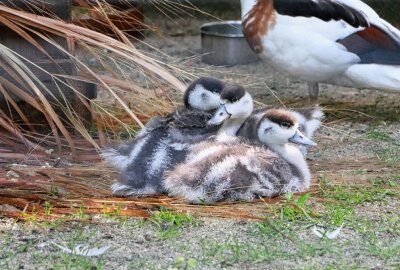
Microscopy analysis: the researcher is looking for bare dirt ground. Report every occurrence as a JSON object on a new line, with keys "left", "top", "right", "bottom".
{"left": 1, "top": 4, "right": 399, "bottom": 270}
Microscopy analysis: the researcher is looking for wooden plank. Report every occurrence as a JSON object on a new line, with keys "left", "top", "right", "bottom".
{"left": 0, "top": 0, "right": 72, "bottom": 20}
{"left": 0, "top": 59, "right": 76, "bottom": 101}
{"left": 0, "top": 2, "right": 96, "bottom": 128}
{"left": 0, "top": 59, "right": 95, "bottom": 101}
{"left": 0, "top": 59, "right": 96, "bottom": 126}
{"left": 0, "top": 27, "right": 69, "bottom": 60}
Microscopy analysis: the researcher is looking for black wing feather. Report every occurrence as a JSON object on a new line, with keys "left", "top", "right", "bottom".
{"left": 274, "top": 0, "right": 370, "bottom": 28}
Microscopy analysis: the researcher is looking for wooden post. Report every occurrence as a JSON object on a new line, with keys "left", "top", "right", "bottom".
{"left": 0, "top": 0, "right": 96, "bottom": 129}
{"left": 0, "top": 0, "right": 72, "bottom": 20}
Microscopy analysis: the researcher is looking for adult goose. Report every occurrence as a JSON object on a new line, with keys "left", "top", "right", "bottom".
{"left": 241, "top": 0, "right": 400, "bottom": 101}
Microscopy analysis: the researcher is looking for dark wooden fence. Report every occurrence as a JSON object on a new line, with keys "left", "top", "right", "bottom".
{"left": 0, "top": 0, "right": 96, "bottom": 128}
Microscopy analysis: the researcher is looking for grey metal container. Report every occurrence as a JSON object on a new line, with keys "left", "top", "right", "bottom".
{"left": 200, "top": 21, "right": 259, "bottom": 66}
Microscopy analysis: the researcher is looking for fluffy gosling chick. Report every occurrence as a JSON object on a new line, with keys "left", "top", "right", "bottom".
{"left": 101, "top": 77, "right": 225, "bottom": 171}
{"left": 111, "top": 84, "right": 253, "bottom": 197}
{"left": 164, "top": 109, "right": 316, "bottom": 204}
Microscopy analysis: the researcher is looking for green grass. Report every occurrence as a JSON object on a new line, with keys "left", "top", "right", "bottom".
{"left": 377, "top": 146, "right": 400, "bottom": 166}
{"left": 322, "top": 184, "right": 398, "bottom": 204}
{"left": 301, "top": 265, "right": 373, "bottom": 270}
{"left": 148, "top": 209, "right": 199, "bottom": 240}
{"left": 366, "top": 129, "right": 396, "bottom": 143}
{"left": 323, "top": 204, "right": 354, "bottom": 226}
{"left": 172, "top": 256, "right": 198, "bottom": 269}
{"left": 0, "top": 233, "right": 34, "bottom": 268}
{"left": 1, "top": 175, "right": 398, "bottom": 269}
{"left": 0, "top": 224, "right": 109, "bottom": 270}
{"left": 370, "top": 175, "right": 399, "bottom": 188}
{"left": 48, "top": 185, "right": 59, "bottom": 196}
{"left": 352, "top": 105, "right": 400, "bottom": 123}
{"left": 128, "top": 258, "right": 157, "bottom": 270}
{"left": 365, "top": 127, "right": 400, "bottom": 166}
{"left": 44, "top": 201, "right": 53, "bottom": 215}
{"left": 1, "top": 198, "right": 399, "bottom": 269}
{"left": 324, "top": 104, "right": 400, "bottom": 123}
{"left": 32, "top": 251, "right": 105, "bottom": 270}
{"left": 73, "top": 203, "right": 90, "bottom": 220}
{"left": 198, "top": 229, "right": 354, "bottom": 267}
{"left": 365, "top": 236, "right": 400, "bottom": 262}
{"left": 351, "top": 169, "right": 369, "bottom": 175}
{"left": 195, "top": 186, "right": 390, "bottom": 267}
{"left": 199, "top": 237, "right": 277, "bottom": 266}
{"left": 196, "top": 207, "right": 399, "bottom": 269}
{"left": 319, "top": 174, "right": 399, "bottom": 206}
{"left": 37, "top": 218, "right": 66, "bottom": 230}
{"left": 364, "top": 128, "right": 400, "bottom": 167}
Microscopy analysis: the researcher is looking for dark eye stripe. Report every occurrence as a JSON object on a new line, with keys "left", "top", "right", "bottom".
{"left": 280, "top": 122, "right": 292, "bottom": 128}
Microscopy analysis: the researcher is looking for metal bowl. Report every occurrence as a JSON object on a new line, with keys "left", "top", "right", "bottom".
{"left": 200, "top": 21, "right": 259, "bottom": 66}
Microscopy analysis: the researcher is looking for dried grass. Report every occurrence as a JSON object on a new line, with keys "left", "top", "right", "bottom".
{"left": 0, "top": 157, "right": 320, "bottom": 222}
{"left": 0, "top": 3, "right": 187, "bottom": 160}
{"left": 2, "top": 154, "right": 397, "bottom": 222}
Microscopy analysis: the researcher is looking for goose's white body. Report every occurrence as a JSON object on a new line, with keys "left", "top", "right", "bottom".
{"left": 258, "top": 19, "right": 360, "bottom": 82}
{"left": 241, "top": 0, "right": 400, "bottom": 96}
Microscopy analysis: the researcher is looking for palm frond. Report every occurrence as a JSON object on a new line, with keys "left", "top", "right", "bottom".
{"left": 0, "top": 4, "right": 186, "bottom": 160}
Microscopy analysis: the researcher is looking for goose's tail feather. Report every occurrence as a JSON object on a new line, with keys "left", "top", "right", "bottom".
{"left": 341, "top": 64, "right": 400, "bottom": 92}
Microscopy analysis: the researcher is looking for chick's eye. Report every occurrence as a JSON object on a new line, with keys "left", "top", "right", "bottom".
{"left": 201, "top": 93, "right": 208, "bottom": 99}
{"left": 280, "top": 122, "right": 292, "bottom": 128}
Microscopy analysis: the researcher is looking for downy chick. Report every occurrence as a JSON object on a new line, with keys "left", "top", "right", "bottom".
{"left": 237, "top": 106, "right": 324, "bottom": 157}
{"left": 101, "top": 77, "right": 225, "bottom": 171}
{"left": 164, "top": 109, "right": 316, "bottom": 204}
{"left": 112, "top": 84, "right": 254, "bottom": 197}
